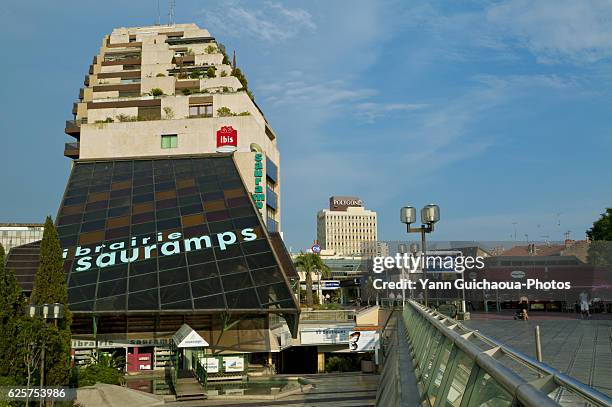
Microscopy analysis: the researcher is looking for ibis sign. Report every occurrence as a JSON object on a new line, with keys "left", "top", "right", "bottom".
{"left": 216, "top": 126, "right": 238, "bottom": 152}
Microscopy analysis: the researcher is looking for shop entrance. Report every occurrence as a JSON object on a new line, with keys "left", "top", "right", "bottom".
{"left": 278, "top": 346, "right": 317, "bottom": 374}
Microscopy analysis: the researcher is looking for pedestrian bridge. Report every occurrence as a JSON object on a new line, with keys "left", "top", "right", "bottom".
{"left": 376, "top": 300, "right": 612, "bottom": 407}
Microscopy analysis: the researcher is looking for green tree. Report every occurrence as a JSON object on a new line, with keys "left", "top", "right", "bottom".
{"left": 586, "top": 208, "right": 612, "bottom": 268}
{"left": 294, "top": 252, "right": 331, "bottom": 307}
{"left": 587, "top": 208, "right": 612, "bottom": 240}
{"left": 0, "top": 243, "right": 29, "bottom": 383}
{"left": 30, "top": 216, "right": 72, "bottom": 387}
{"left": 206, "top": 67, "right": 216, "bottom": 78}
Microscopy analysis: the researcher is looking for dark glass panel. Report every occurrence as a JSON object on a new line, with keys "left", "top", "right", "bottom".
{"left": 97, "top": 280, "right": 127, "bottom": 297}
{"left": 66, "top": 186, "right": 89, "bottom": 197}
{"left": 98, "top": 264, "right": 128, "bottom": 282}
{"left": 58, "top": 214, "right": 83, "bottom": 226}
{"left": 181, "top": 213, "right": 205, "bottom": 228}
{"left": 203, "top": 200, "right": 226, "bottom": 212}
{"left": 107, "top": 216, "right": 130, "bottom": 229}
{"left": 79, "top": 231, "right": 105, "bottom": 246}
{"left": 208, "top": 220, "right": 234, "bottom": 233}
{"left": 156, "top": 189, "right": 177, "bottom": 200}
{"left": 225, "top": 289, "right": 260, "bottom": 309}
{"left": 64, "top": 195, "right": 87, "bottom": 205}
{"left": 180, "top": 204, "right": 204, "bottom": 216}
{"left": 214, "top": 244, "right": 243, "bottom": 261}
{"left": 133, "top": 177, "right": 153, "bottom": 187}
{"left": 183, "top": 224, "right": 209, "bottom": 238}
{"left": 128, "top": 289, "right": 159, "bottom": 310}
{"left": 160, "top": 283, "right": 190, "bottom": 304}
{"left": 155, "top": 181, "right": 175, "bottom": 191}
{"left": 186, "top": 248, "right": 215, "bottom": 266}
{"left": 233, "top": 216, "right": 259, "bottom": 230}
{"left": 246, "top": 252, "right": 277, "bottom": 270}
{"left": 157, "top": 218, "right": 181, "bottom": 230}
{"left": 176, "top": 178, "right": 196, "bottom": 189}
{"left": 161, "top": 300, "right": 192, "bottom": 310}
{"left": 188, "top": 261, "right": 218, "bottom": 280}
{"left": 158, "top": 253, "right": 187, "bottom": 270}
{"left": 202, "top": 191, "right": 224, "bottom": 201}
{"left": 156, "top": 198, "right": 178, "bottom": 210}
{"left": 221, "top": 272, "right": 251, "bottom": 292}
{"left": 250, "top": 266, "right": 283, "bottom": 286}
{"left": 206, "top": 210, "right": 230, "bottom": 222}
{"left": 133, "top": 160, "right": 153, "bottom": 171}
{"left": 132, "top": 212, "right": 155, "bottom": 225}
{"left": 60, "top": 235, "right": 78, "bottom": 247}
{"left": 193, "top": 294, "right": 225, "bottom": 309}
{"left": 110, "top": 188, "right": 131, "bottom": 199}
{"left": 131, "top": 222, "right": 156, "bottom": 235}
{"left": 83, "top": 208, "right": 107, "bottom": 220}
{"left": 69, "top": 271, "right": 100, "bottom": 288}
{"left": 228, "top": 206, "right": 253, "bottom": 219}
{"left": 58, "top": 224, "right": 81, "bottom": 236}
{"left": 133, "top": 184, "right": 154, "bottom": 195}
{"left": 178, "top": 186, "right": 198, "bottom": 196}
{"left": 129, "top": 258, "right": 158, "bottom": 275}
{"left": 70, "top": 301, "right": 94, "bottom": 311}
{"left": 68, "top": 284, "right": 96, "bottom": 303}
{"left": 81, "top": 219, "right": 106, "bottom": 232}
{"left": 109, "top": 196, "right": 131, "bottom": 208}
{"left": 133, "top": 193, "right": 154, "bottom": 203}
{"left": 106, "top": 227, "right": 130, "bottom": 240}
{"left": 108, "top": 206, "right": 130, "bottom": 217}
{"left": 257, "top": 282, "right": 291, "bottom": 304}
{"left": 159, "top": 267, "right": 188, "bottom": 286}
{"left": 132, "top": 202, "right": 154, "bottom": 214}
{"left": 61, "top": 204, "right": 85, "bottom": 216}
{"left": 95, "top": 295, "right": 126, "bottom": 311}
{"left": 129, "top": 272, "right": 158, "bottom": 292}
{"left": 191, "top": 277, "right": 221, "bottom": 297}
{"left": 111, "top": 180, "right": 131, "bottom": 190}
{"left": 178, "top": 194, "right": 201, "bottom": 207}
{"left": 156, "top": 207, "right": 180, "bottom": 220}
{"left": 227, "top": 196, "right": 250, "bottom": 208}
{"left": 217, "top": 257, "right": 249, "bottom": 275}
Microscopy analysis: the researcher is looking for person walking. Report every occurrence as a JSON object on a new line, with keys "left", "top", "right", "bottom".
{"left": 579, "top": 291, "right": 590, "bottom": 319}
{"left": 518, "top": 296, "right": 529, "bottom": 320}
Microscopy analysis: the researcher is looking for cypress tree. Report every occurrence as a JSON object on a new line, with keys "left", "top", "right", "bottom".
{"left": 0, "top": 243, "right": 29, "bottom": 383}
{"left": 30, "top": 216, "right": 72, "bottom": 386}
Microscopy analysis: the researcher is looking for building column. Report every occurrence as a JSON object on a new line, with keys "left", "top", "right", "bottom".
{"left": 317, "top": 352, "right": 325, "bottom": 373}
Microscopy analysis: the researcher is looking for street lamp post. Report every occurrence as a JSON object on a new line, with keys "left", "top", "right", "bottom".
{"left": 27, "top": 303, "right": 65, "bottom": 389}
{"left": 400, "top": 204, "right": 440, "bottom": 308}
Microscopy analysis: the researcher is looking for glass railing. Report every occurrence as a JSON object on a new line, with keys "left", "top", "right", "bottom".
{"left": 388, "top": 300, "right": 612, "bottom": 407}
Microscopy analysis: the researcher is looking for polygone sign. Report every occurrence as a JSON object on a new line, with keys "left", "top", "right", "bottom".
{"left": 216, "top": 126, "right": 238, "bottom": 152}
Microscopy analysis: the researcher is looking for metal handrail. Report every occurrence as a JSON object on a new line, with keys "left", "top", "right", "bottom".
{"left": 406, "top": 300, "right": 611, "bottom": 407}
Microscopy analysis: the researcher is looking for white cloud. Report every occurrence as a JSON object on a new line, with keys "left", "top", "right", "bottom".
{"left": 487, "top": 0, "right": 612, "bottom": 63}
{"left": 200, "top": 1, "right": 315, "bottom": 42}
{"left": 401, "top": 0, "right": 612, "bottom": 64}
{"left": 355, "top": 102, "right": 428, "bottom": 123}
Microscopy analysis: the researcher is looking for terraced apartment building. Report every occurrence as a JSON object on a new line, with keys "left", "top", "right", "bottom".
{"left": 65, "top": 23, "right": 280, "bottom": 232}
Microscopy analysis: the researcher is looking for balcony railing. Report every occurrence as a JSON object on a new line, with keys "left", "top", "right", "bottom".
{"left": 65, "top": 118, "right": 87, "bottom": 135}
{"left": 64, "top": 142, "right": 80, "bottom": 159}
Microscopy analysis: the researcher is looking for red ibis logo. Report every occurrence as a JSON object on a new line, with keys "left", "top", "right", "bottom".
{"left": 216, "top": 126, "right": 238, "bottom": 152}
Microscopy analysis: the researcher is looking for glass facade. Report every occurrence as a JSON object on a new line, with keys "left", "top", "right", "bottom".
{"left": 0, "top": 224, "right": 44, "bottom": 254}
{"left": 56, "top": 155, "right": 298, "bottom": 314}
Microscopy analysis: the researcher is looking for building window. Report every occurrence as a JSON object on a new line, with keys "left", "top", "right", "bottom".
{"left": 189, "top": 104, "right": 213, "bottom": 118}
{"left": 161, "top": 134, "right": 178, "bottom": 149}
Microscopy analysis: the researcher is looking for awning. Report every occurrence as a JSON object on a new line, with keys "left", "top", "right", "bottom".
{"left": 172, "top": 324, "right": 209, "bottom": 348}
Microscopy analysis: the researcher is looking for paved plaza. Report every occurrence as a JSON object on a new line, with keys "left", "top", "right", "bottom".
{"left": 166, "top": 373, "right": 379, "bottom": 407}
{"left": 464, "top": 313, "right": 612, "bottom": 397}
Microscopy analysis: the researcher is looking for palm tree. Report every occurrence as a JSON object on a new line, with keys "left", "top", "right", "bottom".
{"left": 294, "top": 252, "right": 331, "bottom": 307}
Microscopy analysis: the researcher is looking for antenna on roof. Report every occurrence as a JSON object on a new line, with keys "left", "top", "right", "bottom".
{"left": 156, "top": 0, "right": 161, "bottom": 25}
{"left": 168, "top": 0, "right": 176, "bottom": 26}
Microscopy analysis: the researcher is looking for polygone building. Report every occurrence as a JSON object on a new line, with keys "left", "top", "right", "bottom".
{"left": 7, "top": 24, "right": 299, "bottom": 373}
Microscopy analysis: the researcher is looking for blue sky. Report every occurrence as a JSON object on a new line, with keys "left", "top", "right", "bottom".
{"left": 1, "top": 0, "right": 611, "bottom": 251}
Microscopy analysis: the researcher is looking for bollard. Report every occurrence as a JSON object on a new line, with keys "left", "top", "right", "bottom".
{"left": 535, "top": 325, "right": 543, "bottom": 362}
